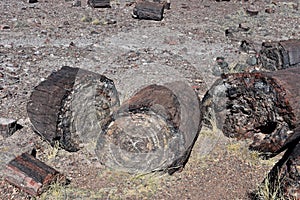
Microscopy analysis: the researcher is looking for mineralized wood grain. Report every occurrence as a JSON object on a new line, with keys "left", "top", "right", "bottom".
{"left": 260, "top": 39, "right": 300, "bottom": 70}
{"left": 4, "top": 152, "right": 65, "bottom": 196}
{"left": 133, "top": 1, "right": 165, "bottom": 21}
{"left": 27, "top": 66, "right": 119, "bottom": 152}
{"left": 202, "top": 67, "right": 300, "bottom": 155}
{"left": 28, "top": 67, "right": 201, "bottom": 174}
{"left": 96, "top": 82, "right": 201, "bottom": 174}
{"left": 27, "top": 66, "right": 78, "bottom": 147}
{"left": 260, "top": 126, "right": 300, "bottom": 200}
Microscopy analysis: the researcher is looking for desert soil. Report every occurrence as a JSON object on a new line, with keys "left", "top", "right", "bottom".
{"left": 0, "top": 0, "right": 299, "bottom": 199}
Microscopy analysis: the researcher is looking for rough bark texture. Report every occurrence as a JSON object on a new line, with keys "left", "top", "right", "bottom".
{"left": 27, "top": 66, "right": 79, "bottom": 147}
{"left": 27, "top": 66, "right": 119, "bottom": 152}
{"left": 96, "top": 82, "right": 201, "bottom": 174}
{"left": 133, "top": 1, "right": 165, "bottom": 21}
{"left": 258, "top": 126, "right": 300, "bottom": 200}
{"left": 260, "top": 39, "right": 300, "bottom": 71}
{"left": 202, "top": 67, "right": 300, "bottom": 155}
{"left": 4, "top": 152, "right": 65, "bottom": 196}
{"left": 87, "top": 0, "right": 110, "bottom": 8}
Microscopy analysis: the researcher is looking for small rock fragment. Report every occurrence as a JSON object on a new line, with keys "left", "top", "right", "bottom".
{"left": 81, "top": 16, "right": 93, "bottom": 22}
{"left": 246, "top": 56, "right": 257, "bottom": 66}
{"left": 246, "top": 7, "right": 259, "bottom": 16}
{"left": 238, "top": 23, "right": 250, "bottom": 32}
{"left": 91, "top": 19, "right": 101, "bottom": 25}
{"left": 87, "top": 0, "right": 111, "bottom": 8}
{"left": 1, "top": 25, "right": 10, "bottom": 30}
{"left": 27, "top": 0, "right": 38, "bottom": 3}
{"left": 265, "top": 7, "right": 275, "bottom": 13}
{"left": 212, "top": 57, "right": 229, "bottom": 76}
{"left": 216, "top": 57, "right": 229, "bottom": 70}
{"left": 0, "top": 118, "right": 18, "bottom": 137}
{"left": 72, "top": 0, "right": 81, "bottom": 7}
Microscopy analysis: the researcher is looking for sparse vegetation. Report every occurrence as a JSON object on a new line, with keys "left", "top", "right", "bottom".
{"left": 46, "top": 141, "right": 60, "bottom": 161}
{"left": 39, "top": 170, "right": 163, "bottom": 200}
{"left": 226, "top": 140, "right": 278, "bottom": 168}
{"left": 255, "top": 173, "right": 287, "bottom": 200}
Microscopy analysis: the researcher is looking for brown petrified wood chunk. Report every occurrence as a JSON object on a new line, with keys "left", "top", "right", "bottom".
{"left": 258, "top": 126, "right": 300, "bottom": 200}
{"left": 87, "top": 0, "right": 111, "bottom": 8}
{"left": 202, "top": 67, "right": 300, "bottom": 155}
{"left": 4, "top": 152, "right": 65, "bottom": 196}
{"left": 27, "top": 66, "right": 119, "bottom": 152}
{"left": 260, "top": 39, "right": 300, "bottom": 71}
{"left": 96, "top": 81, "right": 201, "bottom": 174}
{"left": 133, "top": 1, "right": 165, "bottom": 21}
{"left": 0, "top": 118, "right": 18, "bottom": 137}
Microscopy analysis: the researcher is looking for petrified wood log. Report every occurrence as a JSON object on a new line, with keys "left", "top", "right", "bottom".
{"left": 202, "top": 67, "right": 300, "bottom": 155}
{"left": 96, "top": 81, "right": 201, "bottom": 174}
{"left": 259, "top": 127, "right": 300, "bottom": 200}
{"left": 87, "top": 0, "right": 111, "bottom": 8}
{"left": 4, "top": 152, "right": 65, "bottom": 196}
{"left": 260, "top": 39, "right": 300, "bottom": 71}
{"left": 27, "top": 67, "right": 201, "bottom": 174}
{"left": 133, "top": 1, "right": 165, "bottom": 21}
{"left": 27, "top": 66, "right": 119, "bottom": 152}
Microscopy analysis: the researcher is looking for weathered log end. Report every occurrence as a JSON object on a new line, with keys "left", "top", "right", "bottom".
{"left": 260, "top": 39, "right": 300, "bottom": 71}
{"left": 96, "top": 82, "right": 201, "bottom": 174}
{"left": 27, "top": 66, "right": 120, "bottom": 152}
{"left": 4, "top": 152, "right": 66, "bottom": 196}
{"left": 202, "top": 67, "right": 300, "bottom": 155}
{"left": 133, "top": 1, "right": 165, "bottom": 21}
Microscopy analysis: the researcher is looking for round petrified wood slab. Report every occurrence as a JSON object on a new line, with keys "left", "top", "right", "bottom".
{"left": 96, "top": 82, "right": 201, "bottom": 174}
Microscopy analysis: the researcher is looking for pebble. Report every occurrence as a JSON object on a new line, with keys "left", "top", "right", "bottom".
{"left": 4, "top": 44, "right": 13, "bottom": 48}
{"left": 246, "top": 7, "right": 259, "bottom": 16}
{"left": 0, "top": 118, "right": 18, "bottom": 137}
{"left": 81, "top": 16, "right": 93, "bottom": 23}
{"left": 265, "top": 7, "right": 275, "bottom": 14}
{"left": 91, "top": 19, "right": 101, "bottom": 25}
{"left": 1, "top": 25, "right": 10, "bottom": 30}
{"left": 34, "top": 51, "right": 41, "bottom": 55}
{"left": 246, "top": 56, "right": 257, "bottom": 66}
{"left": 72, "top": 0, "right": 81, "bottom": 7}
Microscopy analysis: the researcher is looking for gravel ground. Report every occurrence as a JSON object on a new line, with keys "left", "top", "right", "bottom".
{"left": 0, "top": 0, "right": 299, "bottom": 199}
